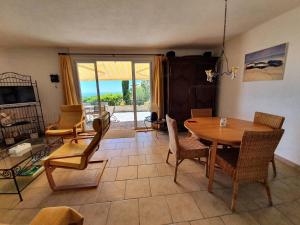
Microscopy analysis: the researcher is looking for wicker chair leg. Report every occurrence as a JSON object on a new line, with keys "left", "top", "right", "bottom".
{"left": 166, "top": 149, "right": 172, "bottom": 163}
{"left": 271, "top": 157, "right": 277, "bottom": 177}
{"left": 205, "top": 156, "right": 209, "bottom": 178}
{"left": 174, "top": 160, "right": 179, "bottom": 182}
{"left": 264, "top": 180, "right": 273, "bottom": 206}
{"left": 231, "top": 181, "right": 239, "bottom": 212}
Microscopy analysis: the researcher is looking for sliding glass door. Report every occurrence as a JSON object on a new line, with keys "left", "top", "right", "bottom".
{"left": 76, "top": 59, "right": 152, "bottom": 130}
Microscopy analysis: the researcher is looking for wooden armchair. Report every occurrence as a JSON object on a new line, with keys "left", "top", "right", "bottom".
{"left": 215, "top": 129, "right": 284, "bottom": 211}
{"left": 166, "top": 115, "right": 209, "bottom": 181}
{"left": 254, "top": 111, "right": 285, "bottom": 177}
{"left": 43, "top": 118, "right": 108, "bottom": 191}
{"left": 45, "top": 105, "right": 84, "bottom": 144}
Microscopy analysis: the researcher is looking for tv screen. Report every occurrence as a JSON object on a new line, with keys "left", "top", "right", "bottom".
{"left": 0, "top": 86, "right": 36, "bottom": 105}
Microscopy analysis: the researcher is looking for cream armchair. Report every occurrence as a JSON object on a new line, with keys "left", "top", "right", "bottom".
{"left": 43, "top": 118, "right": 108, "bottom": 191}
{"left": 45, "top": 105, "right": 84, "bottom": 144}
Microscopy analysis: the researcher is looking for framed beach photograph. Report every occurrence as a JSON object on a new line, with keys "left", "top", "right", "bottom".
{"left": 243, "top": 43, "right": 288, "bottom": 82}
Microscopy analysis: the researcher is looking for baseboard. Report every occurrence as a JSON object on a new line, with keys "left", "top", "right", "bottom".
{"left": 275, "top": 154, "right": 300, "bottom": 168}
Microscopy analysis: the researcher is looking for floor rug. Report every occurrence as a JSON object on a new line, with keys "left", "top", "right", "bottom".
{"left": 103, "top": 129, "right": 135, "bottom": 139}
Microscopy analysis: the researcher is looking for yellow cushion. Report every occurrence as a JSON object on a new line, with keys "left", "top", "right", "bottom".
{"left": 30, "top": 206, "right": 83, "bottom": 225}
{"left": 46, "top": 128, "right": 82, "bottom": 136}
{"left": 44, "top": 142, "right": 88, "bottom": 169}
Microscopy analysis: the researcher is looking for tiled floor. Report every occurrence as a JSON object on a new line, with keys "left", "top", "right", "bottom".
{"left": 1, "top": 131, "right": 300, "bottom": 225}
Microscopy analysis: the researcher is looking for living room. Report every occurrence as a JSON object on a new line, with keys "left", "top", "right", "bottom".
{"left": 1, "top": 0, "right": 300, "bottom": 225}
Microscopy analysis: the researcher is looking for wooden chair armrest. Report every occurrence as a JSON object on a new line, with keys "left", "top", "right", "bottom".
{"left": 46, "top": 123, "right": 58, "bottom": 130}
{"left": 70, "top": 136, "right": 94, "bottom": 143}
{"left": 45, "top": 153, "right": 84, "bottom": 161}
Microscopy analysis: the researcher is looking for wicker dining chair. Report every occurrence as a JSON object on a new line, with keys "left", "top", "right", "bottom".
{"left": 190, "top": 108, "right": 213, "bottom": 147}
{"left": 215, "top": 129, "right": 284, "bottom": 211}
{"left": 254, "top": 112, "right": 285, "bottom": 177}
{"left": 166, "top": 115, "right": 209, "bottom": 181}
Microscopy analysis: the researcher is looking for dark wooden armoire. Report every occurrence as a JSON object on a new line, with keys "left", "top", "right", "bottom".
{"left": 163, "top": 55, "right": 218, "bottom": 130}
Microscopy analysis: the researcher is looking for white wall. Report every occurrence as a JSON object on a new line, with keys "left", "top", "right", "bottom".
{"left": 0, "top": 48, "right": 64, "bottom": 125}
{"left": 218, "top": 6, "right": 300, "bottom": 165}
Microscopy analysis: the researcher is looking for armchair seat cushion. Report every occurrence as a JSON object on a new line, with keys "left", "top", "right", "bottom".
{"left": 179, "top": 137, "right": 208, "bottom": 158}
{"left": 43, "top": 142, "right": 88, "bottom": 169}
{"left": 46, "top": 129, "right": 73, "bottom": 136}
{"left": 46, "top": 128, "right": 83, "bottom": 136}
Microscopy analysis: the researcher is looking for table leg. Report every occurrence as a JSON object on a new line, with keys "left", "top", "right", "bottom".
{"left": 12, "top": 169, "right": 23, "bottom": 201}
{"left": 208, "top": 141, "right": 218, "bottom": 193}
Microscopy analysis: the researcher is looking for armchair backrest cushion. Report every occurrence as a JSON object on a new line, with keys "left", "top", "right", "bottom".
{"left": 58, "top": 105, "right": 83, "bottom": 129}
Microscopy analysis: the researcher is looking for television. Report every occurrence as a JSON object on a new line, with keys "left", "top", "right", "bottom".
{"left": 0, "top": 86, "right": 36, "bottom": 105}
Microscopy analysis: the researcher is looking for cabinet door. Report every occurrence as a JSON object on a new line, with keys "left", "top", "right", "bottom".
{"left": 168, "top": 62, "right": 196, "bottom": 125}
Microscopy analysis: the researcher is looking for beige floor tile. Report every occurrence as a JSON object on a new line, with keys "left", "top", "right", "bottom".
{"left": 190, "top": 218, "right": 225, "bottom": 225}
{"left": 107, "top": 199, "right": 139, "bottom": 225}
{"left": 270, "top": 180, "right": 300, "bottom": 203}
{"left": 102, "top": 167, "right": 117, "bottom": 182}
{"left": 28, "top": 173, "right": 49, "bottom": 188}
{"left": 11, "top": 209, "right": 39, "bottom": 225}
{"left": 138, "top": 164, "right": 159, "bottom": 178}
{"left": 102, "top": 150, "right": 122, "bottom": 158}
{"left": 213, "top": 188, "right": 261, "bottom": 212}
{"left": 146, "top": 154, "right": 164, "bottom": 164}
{"left": 0, "top": 209, "right": 19, "bottom": 224}
{"left": 276, "top": 201, "right": 300, "bottom": 225}
{"left": 96, "top": 181, "right": 125, "bottom": 202}
{"left": 150, "top": 176, "right": 181, "bottom": 196}
{"left": 129, "top": 155, "right": 146, "bottom": 165}
{"left": 166, "top": 193, "right": 203, "bottom": 222}
{"left": 169, "top": 222, "right": 191, "bottom": 225}
{"left": 125, "top": 179, "right": 150, "bottom": 199}
{"left": 139, "top": 196, "right": 172, "bottom": 225}
{"left": 40, "top": 188, "right": 98, "bottom": 207}
{"left": 157, "top": 163, "right": 174, "bottom": 176}
{"left": 116, "top": 166, "right": 137, "bottom": 180}
{"left": 191, "top": 191, "right": 231, "bottom": 218}
{"left": 79, "top": 202, "right": 110, "bottom": 225}
{"left": 16, "top": 187, "right": 52, "bottom": 209}
{"left": 109, "top": 157, "right": 128, "bottom": 167}
{"left": 175, "top": 173, "right": 207, "bottom": 192}
{"left": 221, "top": 212, "right": 259, "bottom": 225}
{"left": 0, "top": 195, "right": 19, "bottom": 209}
{"left": 250, "top": 207, "right": 294, "bottom": 225}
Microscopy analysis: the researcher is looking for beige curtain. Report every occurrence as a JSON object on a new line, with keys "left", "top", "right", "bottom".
{"left": 152, "top": 56, "right": 165, "bottom": 119}
{"left": 59, "top": 55, "right": 79, "bottom": 105}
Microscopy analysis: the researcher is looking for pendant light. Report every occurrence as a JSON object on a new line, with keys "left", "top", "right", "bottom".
{"left": 205, "top": 0, "right": 238, "bottom": 82}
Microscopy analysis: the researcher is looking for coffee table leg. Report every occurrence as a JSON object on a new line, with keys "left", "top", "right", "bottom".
{"left": 12, "top": 170, "right": 23, "bottom": 201}
{"left": 208, "top": 141, "right": 218, "bottom": 192}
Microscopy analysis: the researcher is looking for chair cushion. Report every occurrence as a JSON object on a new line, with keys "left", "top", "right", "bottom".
{"left": 30, "top": 206, "right": 83, "bottom": 225}
{"left": 44, "top": 142, "right": 88, "bottom": 169}
{"left": 46, "top": 128, "right": 82, "bottom": 136}
{"left": 46, "top": 129, "right": 74, "bottom": 136}
{"left": 179, "top": 137, "right": 208, "bottom": 159}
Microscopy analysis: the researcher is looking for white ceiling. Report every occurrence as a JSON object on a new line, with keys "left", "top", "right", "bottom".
{"left": 1, "top": 0, "right": 300, "bottom": 49}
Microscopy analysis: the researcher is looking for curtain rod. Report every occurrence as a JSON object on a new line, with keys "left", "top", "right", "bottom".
{"left": 58, "top": 53, "right": 164, "bottom": 56}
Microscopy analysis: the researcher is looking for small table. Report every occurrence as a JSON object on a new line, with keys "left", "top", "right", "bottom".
{"left": 144, "top": 117, "right": 166, "bottom": 137}
{"left": 184, "top": 117, "right": 273, "bottom": 192}
{"left": 0, "top": 138, "right": 51, "bottom": 201}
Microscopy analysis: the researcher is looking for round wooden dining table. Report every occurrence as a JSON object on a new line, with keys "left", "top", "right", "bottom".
{"left": 184, "top": 117, "right": 274, "bottom": 192}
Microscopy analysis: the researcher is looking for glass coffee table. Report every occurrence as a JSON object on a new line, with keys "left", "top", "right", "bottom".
{"left": 0, "top": 138, "right": 51, "bottom": 201}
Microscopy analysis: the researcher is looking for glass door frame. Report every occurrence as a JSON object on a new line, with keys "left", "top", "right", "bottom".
{"left": 73, "top": 56, "right": 154, "bottom": 130}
